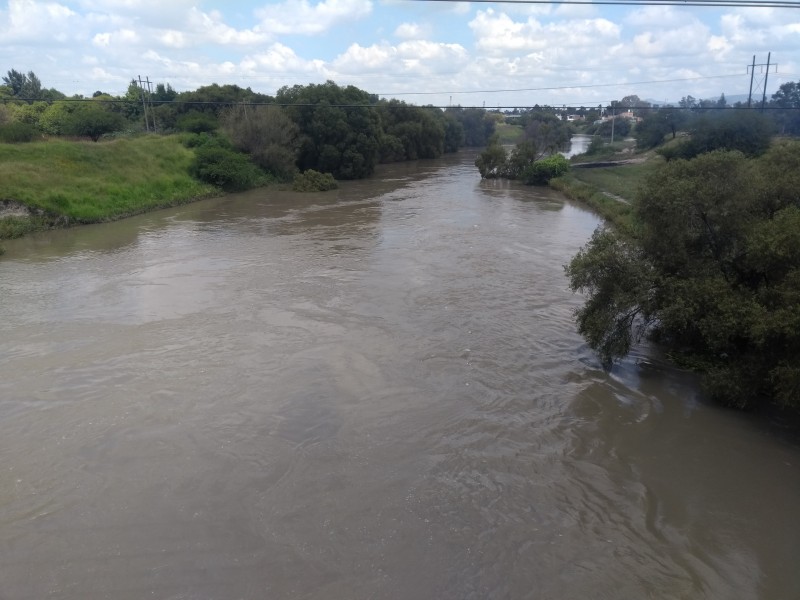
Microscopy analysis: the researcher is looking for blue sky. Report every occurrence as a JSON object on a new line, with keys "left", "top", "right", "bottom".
{"left": 1, "top": 0, "right": 798, "bottom": 106}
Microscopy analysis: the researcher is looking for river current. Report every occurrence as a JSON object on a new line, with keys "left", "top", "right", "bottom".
{"left": 0, "top": 149, "right": 798, "bottom": 599}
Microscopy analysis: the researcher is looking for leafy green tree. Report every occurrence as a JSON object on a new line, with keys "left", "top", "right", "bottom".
{"left": 635, "top": 107, "right": 687, "bottom": 149}
{"left": 658, "top": 111, "right": 772, "bottom": 161}
{"left": 10, "top": 101, "right": 48, "bottom": 128}
{"left": 443, "top": 112, "right": 465, "bottom": 152}
{"left": 591, "top": 117, "right": 631, "bottom": 139}
{"left": 566, "top": 143, "right": 800, "bottom": 410}
{"left": 475, "top": 140, "right": 507, "bottom": 178}
{"left": 63, "top": 104, "right": 126, "bottom": 141}
{"left": 771, "top": 81, "right": 800, "bottom": 135}
{"left": 220, "top": 104, "right": 299, "bottom": 180}
{"left": 503, "top": 140, "right": 537, "bottom": 179}
{"left": 522, "top": 112, "right": 570, "bottom": 159}
{"left": 175, "top": 110, "right": 217, "bottom": 133}
{"left": 277, "top": 81, "right": 381, "bottom": 179}
{"left": 448, "top": 107, "right": 495, "bottom": 147}
{"left": 2, "top": 69, "right": 43, "bottom": 101}
{"left": 39, "top": 101, "right": 78, "bottom": 135}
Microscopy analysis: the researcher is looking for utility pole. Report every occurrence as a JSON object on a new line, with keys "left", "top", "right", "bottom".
{"left": 747, "top": 53, "right": 777, "bottom": 109}
{"left": 610, "top": 106, "right": 615, "bottom": 144}
{"left": 136, "top": 76, "right": 157, "bottom": 132}
{"left": 761, "top": 52, "right": 772, "bottom": 112}
{"left": 146, "top": 76, "right": 157, "bottom": 132}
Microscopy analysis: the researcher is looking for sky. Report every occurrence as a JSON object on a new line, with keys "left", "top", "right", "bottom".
{"left": 0, "top": 0, "right": 798, "bottom": 108}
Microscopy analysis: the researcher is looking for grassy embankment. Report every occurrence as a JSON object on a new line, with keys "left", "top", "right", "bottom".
{"left": 0, "top": 134, "right": 216, "bottom": 243}
{"left": 551, "top": 143, "right": 664, "bottom": 235}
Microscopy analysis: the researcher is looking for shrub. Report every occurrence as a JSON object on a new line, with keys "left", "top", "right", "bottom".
{"left": 292, "top": 169, "right": 338, "bottom": 192}
{"left": 189, "top": 145, "right": 263, "bottom": 190}
{"left": 181, "top": 131, "right": 226, "bottom": 149}
{"left": 475, "top": 143, "right": 507, "bottom": 178}
{"left": 0, "top": 121, "right": 39, "bottom": 143}
{"left": 63, "top": 106, "right": 126, "bottom": 141}
{"left": 176, "top": 111, "right": 218, "bottom": 134}
{"left": 522, "top": 154, "right": 570, "bottom": 185}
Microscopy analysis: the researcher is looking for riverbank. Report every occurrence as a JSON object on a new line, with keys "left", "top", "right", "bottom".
{"left": 550, "top": 147, "right": 662, "bottom": 235}
{"left": 0, "top": 134, "right": 218, "bottom": 249}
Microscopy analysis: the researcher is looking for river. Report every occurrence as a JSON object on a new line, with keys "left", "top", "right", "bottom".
{"left": 0, "top": 149, "right": 798, "bottom": 599}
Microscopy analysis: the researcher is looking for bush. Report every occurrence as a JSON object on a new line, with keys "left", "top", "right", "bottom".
{"left": 475, "top": 143, "right": 507, "bottom": 178}
{"left": 292, "top": 169, "right": 338, "bottom": 192}
{"left": 657, "top": 111, "right": 773, "bottom": 161}
{"left": 63, "top": 106, "right": 126, "bottom": 141}
{"left": 189, "top": 145, "right": 263, "bottom": 190}
{"left": 181, "top": 131, "right": 227, "bottom": 149}
{"left": 176, "top": 111, "right": 218, "bottom": 134}
{"left": 0, "top": 121, "right": 39, "bottom": 143}
{"left": 522, "top": 154, "right": 570, "bottom": 185}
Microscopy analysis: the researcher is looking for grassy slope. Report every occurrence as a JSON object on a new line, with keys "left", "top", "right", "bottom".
{"left": 551, "top": 147, "right": 663, "bottom": 235}
{"left": 494, "top": 122, "right": 524, "bottom": 145}
{"left": 0, "top": 135, "right": 215, "bottom": 234}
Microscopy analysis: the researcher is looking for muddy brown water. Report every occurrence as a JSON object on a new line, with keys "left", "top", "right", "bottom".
{"left": 1, "top": 150, "right": 798, "bottom": 599}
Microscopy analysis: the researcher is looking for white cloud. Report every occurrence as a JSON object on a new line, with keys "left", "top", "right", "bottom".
{"left": 186, "top": 8, "right": 268, "bottom": 46}
{"left": 255, "top": 0, "right": 372, "bottom": 35}
{"left": 469, "top": 10, "right": 620, "bottom": 56}
{"left": 630, "top": 22, "right": 711, "bottom": 58}
{"left": 0, "top": 0, "right": 79, "bottom": 43}
{"left": 331, "top": 40, "right": 468, "bottom": 76}
{"left": 625, "top": 6, "right": 691, "bottom": 28}
{"left": 394, "top": 22, "right": 430, "bottom": 40}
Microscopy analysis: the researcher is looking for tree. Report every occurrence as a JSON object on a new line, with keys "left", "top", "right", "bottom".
{"left": 635, "top": 107, "right": 686, "bottom": 149}
{"left": 658, "top": 110, "right": 772, "bottom": 160}
{"left": 2, "top": 69, "right": 43, "bottom": 101}
{"left": 503, "top": 140, "right": 537, "bottom": 179}
{"left": 522, "top": 112, "right": 570, "bottom": 159}
{"left": 566, "top": 142, "right": 800, "bottom": 410}
{"left": 64, "top": 104, "right": 126, "bottom": 141}
{"left": 771, "top": 81, "right": 800, "bottom": 135}
{"left": 220, "top": 104, "right": 299, "bottom": 181}
{"left": 376, "top": 101, "right": 448, "bottom": 161}
{"left": 679, "top": 95, "right": 697, "bottom": 110}
{"left": 448, "top": 107, "right": 495, "bottom": 147}
{"left": 474, "top": 140, "right": 507, "bottom": 178}
{"left": 277, "top": 81, "right": 381, "bottom": 180}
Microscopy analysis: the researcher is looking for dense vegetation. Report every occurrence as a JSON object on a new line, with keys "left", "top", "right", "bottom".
{"left": 474, "top": 111, "right": 572, "bottom": 184}
{"left": 0, "top": 70, "right": 497, "bottom": 241}
{"left": 566, "top": 138, "right": 800, "bottom": 411}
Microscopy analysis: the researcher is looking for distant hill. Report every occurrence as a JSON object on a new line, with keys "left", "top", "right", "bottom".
{"left": 646, "top": 94, "right": 754, "bottom": 107}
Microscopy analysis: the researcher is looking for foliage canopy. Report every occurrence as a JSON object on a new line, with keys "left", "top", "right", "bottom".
{"left": 566, "top": 142, "right": 800, "bottom": 410}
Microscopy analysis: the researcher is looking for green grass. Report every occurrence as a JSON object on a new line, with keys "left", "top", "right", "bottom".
{"left": 0, "top": 135, "right": 216, "bottom": 237}
{"left": 569, "top": 160, "right": 660, "bottom": 203}
{"left": 550, "top": 175, "right": 636, "bottom": 235}
{"left": 553, "top": 144, "right": 665, "bottom": 236}
{"left": 495, "top": 122, "right": 525, "bottom": 145}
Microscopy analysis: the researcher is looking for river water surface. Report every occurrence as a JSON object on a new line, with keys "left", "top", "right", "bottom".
{"left": 1, "top": 150, "right": 798, "bottom": 599}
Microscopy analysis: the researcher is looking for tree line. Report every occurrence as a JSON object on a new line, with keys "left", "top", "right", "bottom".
{"left": 0, "top": 70, "right": 499, "bottom": 189}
